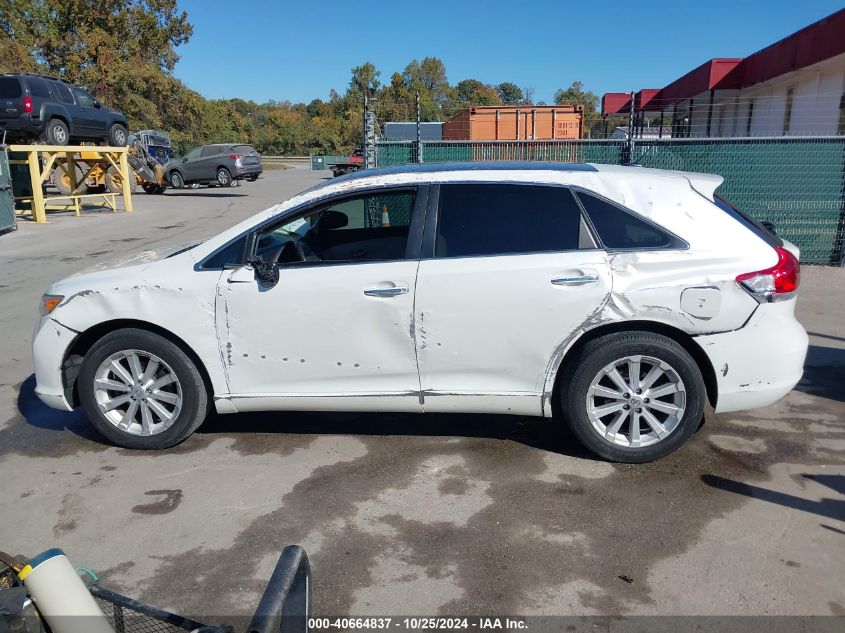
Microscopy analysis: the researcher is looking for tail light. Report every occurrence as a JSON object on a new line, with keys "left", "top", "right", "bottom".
{"left": 229, "top": 154, "right": 241, "bottom": 160}
{"left": 23, "top": 96, "right": 32, "bottom": 113}
{"left": 736, "top": 245, "right": 800, "bottom": 302}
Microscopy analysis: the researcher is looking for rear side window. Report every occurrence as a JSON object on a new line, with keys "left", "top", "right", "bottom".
{"left": 713, "top": 195, "right": 781, "bottom": 247}
{"left": 201, "top": 146, "right": 220, "bottom": 157}
{"left": 0, "top": 77, "right": 22, "bottom": 98}
{"left": 54, "top": 82, "right": 75, "bottom": 105}
{"left": 576, "top": 191, "right": 679, "bottom": 250}
{"left": 28, "top": 77, "right": 54, "bottom": 99}
{"left": 435, "top": 184, "right": 584, "bottom": 258}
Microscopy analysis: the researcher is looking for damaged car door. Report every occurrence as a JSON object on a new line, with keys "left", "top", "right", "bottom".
{"left": 215, "top": 187, "right": 426, "bottom": 412}
{"left": 414, "top": 183, "right": 612, "bottom": 415}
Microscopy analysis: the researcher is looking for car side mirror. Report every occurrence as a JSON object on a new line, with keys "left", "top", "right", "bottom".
{"left": 182, "top": 156, "right": 189, "bottom": 163}
{"left": 247, "top": 255, "right": 280, "bottom": 288}
{"left": 93, "top": 100, "right": 102, "bottom": 108}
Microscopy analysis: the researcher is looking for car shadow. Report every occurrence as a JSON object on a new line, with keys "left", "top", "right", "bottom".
{"left": 11, "top": 373, "right": 598, "bottom": 460}
{"left": 794, "top": 344, "right": 845, "bottom": 403}
{"left": 196, "top": 408, "right": 598, "bottom": 459}
{"left": 701, "top": 473, "right": 845, "bottom": 522}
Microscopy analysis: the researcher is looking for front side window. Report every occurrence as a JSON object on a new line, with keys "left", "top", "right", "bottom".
{"left": 435, "top": 184, "right": 584, "bottom": 258}
{"left": 254, "top": 190, "right": 415, "bottom": 265}
{"left": 576, "top": 191, "right": 679, "bottom": 250}
{"left": 186, "top": 148, "right": 202, "bottom": 160}
{"left": 73, "top": 88, "right": 95, "bottom": 107}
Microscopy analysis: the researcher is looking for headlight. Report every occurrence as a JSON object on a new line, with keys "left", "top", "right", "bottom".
{"left": 40, "top": 294, "right": 64, "bottom": 316}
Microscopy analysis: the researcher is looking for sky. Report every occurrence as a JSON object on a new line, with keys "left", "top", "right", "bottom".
{"left": 174, "top": 0, "right": 844, "bottom": 105}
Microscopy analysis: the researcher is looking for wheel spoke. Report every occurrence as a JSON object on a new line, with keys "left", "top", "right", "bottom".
{"left": 646, "top": 399, "right": 682, "bottom": 415}
{"left": 146, "top": 398, "right": 172, "bottom": 422}
{"left": 629, "top": 411, "right": 641, "bottom": 447}
{"left": 148, "top": 374, "right": 176, "bottom": 391}
{"left": 591, "top": 385, "right": 626, "bottom": 400}
{"left": 607, "top": 368, "right": 629, "bottom": 394}
{"left": 591, "top": 401, "right": 626, "bottom": 418}
{"left": 640, "top": 365, "right": 663, "bottom": 390}
{"left": 109, "top": 359, "right": 134, "bottom": 386}
{"left": 605, "top": 409, "right": 628, "bottom": 438}
{"left": 141, "top": 358, "right": 160, "bottom": 385}
{"left": 641, "top": 408, "right": 668, "bottom": 438}
{"left": 140, "top": 402, "right": 154, "bottom": 436}
{"left": 627, "top": 357, "right": 641, "bottom": 391}
{"left": 648, "top": 383, "right": 680, "bottom": 399}
{"left": 127, "top": 353, "right": 144, "bottom": 382}
{"left": 119, "top": 400, "right": 139, "bottom": 430}
{"left": 95, "top": 379, "right": 130, "bottom": 392}
{"left": 100, "top": 394, "right": 131, "bottom": 412}
{"left": 150, "top": 390, "right": 178, "bottom": 405}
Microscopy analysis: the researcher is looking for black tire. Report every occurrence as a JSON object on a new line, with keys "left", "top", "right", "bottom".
{"left": 560, "top": 331, "right": 705, "bottom": 463}
{"left": 44, "top": 118, "right": 70, "bottom": 145}
{"left": 78, "top": 328, "right": 210, "bottom": 449}
{"left": 169, "top": 171, "right": 185, "bottom": 189}
{"left": 216, "top": 167, "right": 232, "bottom": 187}
{"left": 105, "top": 165, "right": 137, "bottom": 194}
{"left": 109, "top": 123, "right": 128, "bottom": 147}
{"left": 142, "top": 184, "right": 167, "bottom": 194}
{"left": 246, "top": 174, "right": 258, "bottom": 182}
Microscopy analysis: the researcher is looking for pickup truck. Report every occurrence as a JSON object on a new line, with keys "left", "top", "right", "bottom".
{"left": 331, "top": 149, "right": 364, "bottom": 177}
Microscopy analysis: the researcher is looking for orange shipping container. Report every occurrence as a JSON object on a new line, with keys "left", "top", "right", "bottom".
{"left": 441, "top": 105, "right": 583, "bottom": 141}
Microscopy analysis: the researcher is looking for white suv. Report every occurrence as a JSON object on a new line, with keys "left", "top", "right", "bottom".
{"left": 32, "top": 162, "right": 808, "bottom": 462}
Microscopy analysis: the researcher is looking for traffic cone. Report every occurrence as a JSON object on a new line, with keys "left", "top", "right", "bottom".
{"left": 381, "top": 203, "right": 390, "bottom": 227}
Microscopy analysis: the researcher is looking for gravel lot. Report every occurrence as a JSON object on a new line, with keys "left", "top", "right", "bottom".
{"left": 0, "top": 169, "right": 843, "bottom": 621}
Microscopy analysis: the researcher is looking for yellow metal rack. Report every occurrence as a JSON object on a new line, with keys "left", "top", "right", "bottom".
{"left": 7, "top": 144, "right": 133, "bottom": 223}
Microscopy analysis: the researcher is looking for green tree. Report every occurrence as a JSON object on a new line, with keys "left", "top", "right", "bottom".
{"left": 554, "top": 81, "right": 601, "bottom": 135}
{"left": 496, "top": 82, "right": 523, "bottom": 104}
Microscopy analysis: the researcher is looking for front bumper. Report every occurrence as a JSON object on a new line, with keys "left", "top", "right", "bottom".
{"left": 32, "top": 316, "right": 77, "bottom": 412}
{"left": 694, "top": 299, "right": 808, "bottom": 413}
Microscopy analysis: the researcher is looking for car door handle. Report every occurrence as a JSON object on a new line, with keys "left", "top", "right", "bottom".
{"left": 363, "top": 285, "right": 409, "bottom": 297}
{"left": 551, "top": 273, "right": 599, "bottom": 286}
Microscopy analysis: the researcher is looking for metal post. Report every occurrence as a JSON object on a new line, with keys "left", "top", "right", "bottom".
{"left": 552, "top": 109, "right": 557, "bottom": 140}
{"left": 658, "top": 111, "right": 664, "bottom": 138}
{"left": 624, "top": 91, "right": 635, "bottom": 164}
{"left": 416, "top": 91, "right": 423, "bottom": 164}
{"left": 515, "top": 108, "right": 520, "bottom": 140}
{"left": 706, "top": 89, "right": 715, "bottom": 137}
{"left": 531, "top": 109, "right": 536, "bottom": 140}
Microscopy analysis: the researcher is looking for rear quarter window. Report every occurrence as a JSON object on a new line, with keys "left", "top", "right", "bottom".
{"left": 576, "top": 190, "right": 683, "bottom": 250}
{"left": 713, "top": 195, "right": 781, "bottom": 247}
{"left": 28, "top": 77, "right": 54, "bottom": 99}
{"left": 232, "top": 145, "right": 257, "bottom": 154}
{"left": 0, "top": 77, "right": 22, "bottom": 98}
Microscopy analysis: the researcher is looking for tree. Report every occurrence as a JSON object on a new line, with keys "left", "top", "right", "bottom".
{"left": 554, "top": 80, "right": 601, "bottom": 135}
{"left": 349, "top": 62, "right": 381, "bottom": 95}
{"left": 403, "top": 57, "right": 450, "bottom": 115}
{"left": 496, "top": 82, "right": 523, "bottom": 104}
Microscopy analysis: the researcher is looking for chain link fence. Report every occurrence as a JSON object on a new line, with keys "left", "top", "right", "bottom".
{"left": 369, "top": 137, "right": 845, "bottom": 265}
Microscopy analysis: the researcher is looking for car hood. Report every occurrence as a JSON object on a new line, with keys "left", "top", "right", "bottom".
{"left": 70, "top": 241, "right": 202, "bottom": 276}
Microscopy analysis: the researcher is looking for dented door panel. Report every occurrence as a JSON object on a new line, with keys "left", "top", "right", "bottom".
{"left": 216, "top": 261, "right": 422, "bottom": 406}
{"left": 415, "top": 250, "right": 612, "bottom": 410}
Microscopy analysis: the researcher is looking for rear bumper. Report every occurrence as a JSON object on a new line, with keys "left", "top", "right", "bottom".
{"left": 694, "top": 299, "right": 808, "bottom": 413}
{"left": 234, "top": 165, "right": 262, "bottom": 179}
{"left": 0, "top": 116, "right": 43, "bottom": 136}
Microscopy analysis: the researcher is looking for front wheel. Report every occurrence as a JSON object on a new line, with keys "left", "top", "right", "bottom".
{"left": 560, "top": 331, "right": 705, "bottom": 463}
{"left": 169, "top": 171, "right": 185, "bottom": 189}
{"left": 216, "top": 167, "right": 232, "bottom": 187}
{"left": 78, "top": 328, "right": 210, "bottom": 449}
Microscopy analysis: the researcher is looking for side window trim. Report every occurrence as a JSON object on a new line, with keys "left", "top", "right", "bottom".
{"left": 197, "top": 184, "right": 428, "bottom": 270}
{"left": 572, "top": 186, "right": 689, "bottom": 252}
{"left": 422, "top": 181, "right": 599, "bottom": 260}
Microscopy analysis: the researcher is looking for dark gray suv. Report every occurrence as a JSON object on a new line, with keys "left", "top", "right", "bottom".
{"left": 0, "top": 73, "right": 128, "bottom": 146}
{"left": 166, "top": 143, "right": 263, "bottom": 188}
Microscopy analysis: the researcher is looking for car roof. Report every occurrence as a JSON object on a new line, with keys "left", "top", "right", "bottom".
{"left": 334, "top": 161, "right": 597, "bottom": 183}
{"left": 0, "top": 72, "right": 73, "bottom": 85}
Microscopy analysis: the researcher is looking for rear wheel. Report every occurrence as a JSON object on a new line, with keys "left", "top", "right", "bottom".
{"left": 216, "top": 167, "right": 232, "bottom": 187}
{"left": 109, "top": 123, "right": 128, "bottom": 147}
{"left": 246, "top": 174, "right": 258, "bottom": 182}
{"left": 78, "top": 328, "right": 209, "bottom": 449}
{"left": 560, "top": 331, "right": 705, "bottom": 463}
{"left": 105, "top": 166, "right": 137, "bottom": 194}
{"left": 169, "top": 171, "right": 185, "bottom": 189}
{"left": 44, "top": 118, "right": 69, "bottom": 145}
{"left": 51, "top": 163, "right": 84, "bottom": 195}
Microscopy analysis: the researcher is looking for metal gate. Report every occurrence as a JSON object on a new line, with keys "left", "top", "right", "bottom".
{"left": 0, "top": 147, "right": 16, "bottom": 234}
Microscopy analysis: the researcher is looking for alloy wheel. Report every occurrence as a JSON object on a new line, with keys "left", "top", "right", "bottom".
{"left": 585, "top": 355, "right": 686, "bottom": 448}
{"left": 93, "top": 349, "right": 183, "bottom": 436}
